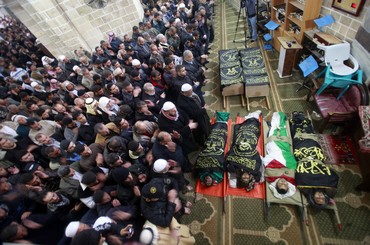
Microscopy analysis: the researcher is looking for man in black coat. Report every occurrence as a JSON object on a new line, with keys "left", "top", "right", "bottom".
{"left": 173, "top": 64, "right": 205, "bottom": 105}
{"left": 140, "top": 177, "right": 178, "bottom": 227}
{"left": 177, "top": 83, "right": 210, "bottom": 147}
{"left": 152, "top": 131, "right": 190, "bottom": 172}
{"left": 182, "top": 50, "right": 206, "bottom": 84}
{"left": 157, "top": 101, "right": 198, "bottom": 156}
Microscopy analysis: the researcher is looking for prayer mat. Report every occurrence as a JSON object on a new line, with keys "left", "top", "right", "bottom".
{"left": 317, "top": 134, "right": 359, "bottom": 165}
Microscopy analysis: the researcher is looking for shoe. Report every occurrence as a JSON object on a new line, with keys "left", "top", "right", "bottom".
{"left": 311, "top": 111, "right": 322, "bottom": 121}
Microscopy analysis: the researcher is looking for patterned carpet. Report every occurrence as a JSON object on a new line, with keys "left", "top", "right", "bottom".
{"left": 181, "top": 1, "right": 370, "bottom": 245}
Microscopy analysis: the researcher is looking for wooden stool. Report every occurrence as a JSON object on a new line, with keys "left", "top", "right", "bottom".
{"left": 245, "top": 84, "right": 270, "bottom": 111}
{"left": 222, "top": 83, "right": 245, "bottom": 109}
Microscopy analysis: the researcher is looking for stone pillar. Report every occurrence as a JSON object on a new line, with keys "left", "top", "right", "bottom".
{"left": 4, "top": 0, "right": 144, "bottom": 57}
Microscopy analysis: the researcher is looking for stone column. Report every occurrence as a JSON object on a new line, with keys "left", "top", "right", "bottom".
{"left": 4, "top": 0, "right": 144, "bottom": 57}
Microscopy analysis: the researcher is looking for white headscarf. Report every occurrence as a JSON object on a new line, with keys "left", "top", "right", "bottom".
{"left": 98, "top": 97, "right": 118, "bottom": 115}
{"left": 269, "top": 178, "right": 296, "bottom": 199}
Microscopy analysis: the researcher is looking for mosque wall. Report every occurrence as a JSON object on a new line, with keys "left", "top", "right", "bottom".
{"left": 3, "top": 0, "right": 144, "bottom": 58}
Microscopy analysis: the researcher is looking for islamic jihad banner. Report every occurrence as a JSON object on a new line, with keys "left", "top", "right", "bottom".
{"left": 219, "top": 49, "right": 243, "bottom": 87}
{"left": 293, "top": 136, "right": 326, "bottom": 162}
{"left": 226, "top": 118, "right": 262, "bottom": 181}
{"left": 295, "top": 159, "right": 339, "bottom": 189}
{"left": 195, "top": 121, "right": 228, "bottom": 172}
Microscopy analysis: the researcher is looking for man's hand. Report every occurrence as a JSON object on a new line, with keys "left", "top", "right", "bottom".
{"left": 133, "top": 185, "right": 141, "bottom": 197}
{"left": 170, "top": 130, "right": 181, "bottom": 139}
{"left": 34, "top": 170, "right": 49, "bottom": 179}
{"left": 133, "top": 87, "right": 142, "bottom": 97}
{"left": 111, "top": 199, "right": 121, "bottom": 207}
{"left": 95, "top": 153, "right": 104, "bottom": 166}
{"left": 189, "top": 121, "right": 198, "bottom": 129}
{"left": 145, "top": 100, "right": 155, "bottom": 107}
{"left": 119, "top": 224, "right": 134, "bottom": 237}
{"left": 167, "top": 189, "right": 178, "bottom": 203}
{"left": 112, "top": 211, "right": 131, "bottom": 221}
{"left": 165, "top": 141, "right": 177, "bottom": 152}
{"left": 21, "top": 211, "right": 32, "bottom": 220}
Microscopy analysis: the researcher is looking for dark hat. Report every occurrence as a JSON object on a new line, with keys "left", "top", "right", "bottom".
{"left": 128, "top": 141, "right": 140, "bottom": 151}
{"left": 141, "top": 179, "right": 165, "bottom": 200}
{"left": 57, "top": 165, "right": 71, "bottom": 177}
{"left": 74, "top": 142, "right": 85, "bottom": 154}
{"left": 125, "top": 45, "right": 133, "bottom": 51}
{"left": 60, "top": 139, "right": 71, "bottom": 151}
{"left": 23, "top": 163, "right": 39, "bottom": 173}
{"left": 81, "top": 171, "right": 97, "bottom": 186}
{"left": 111, "top": 167, "right": 129, "bottom": 183}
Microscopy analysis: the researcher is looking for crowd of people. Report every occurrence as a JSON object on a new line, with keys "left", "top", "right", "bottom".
{"left": 0, "top": 0, "right": 216, "bottom": 244}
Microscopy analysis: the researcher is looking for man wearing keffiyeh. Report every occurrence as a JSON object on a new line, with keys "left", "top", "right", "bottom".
{"left": 158, "top": 101, "right": 199, "bottom": 156}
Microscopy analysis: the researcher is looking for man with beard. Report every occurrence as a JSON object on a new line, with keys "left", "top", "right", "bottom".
{"left": 72, "top": 110, "right": 96, "bottom": 145}
{"left": 94, "top": 122, "right": 120, "bottom": 145}
{"left": 173, "top": 65, "right": 205, "bottom": 105}
{"left": 74, "top": 142, "right": 104, "bottom": 172}
{"left": 141, "top": 82, "right": 165, "bottom": 115}
{"left": 182, "top": 50, "right": 206, "bottom": 85}
{"left": 158, "top": 101, "right": 198, "bottom": 156}
{"left": 121, "top": 81, "right": 142, "bottom": 110}
{"left": 152, "top": 131, "right": 190, "bottom": 172}
{"left": 177, "top": 83, "right": 210, "bottom": 146}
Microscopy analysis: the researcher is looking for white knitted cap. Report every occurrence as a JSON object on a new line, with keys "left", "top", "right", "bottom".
{"left": 132, "top": 59, "right": 141, "bottom": 66}
{"left": 181, "top": 83, "right": 192, "bottom": 92}
{"left": 162, "top": 101, "right": 175, "bottom": 111}
{"left": 65, "top": 221, "right": 80, "bottom": 237}
{"left": 153, "top": 159, "right": 168, "bottom": 173}
{"left": 93, "top": 216, "right": 113, "bottom": 229}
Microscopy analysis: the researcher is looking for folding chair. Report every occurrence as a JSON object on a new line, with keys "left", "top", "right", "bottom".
{"left": 296, "top": 55, "right": 319, "bottom": 93}
{"left": 263, "top": 33, "right": 273, "bottom": 52}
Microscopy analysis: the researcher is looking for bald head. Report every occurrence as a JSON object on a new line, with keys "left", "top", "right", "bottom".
{"left": 7, "top": 104, "right": 19, "bottom": 114}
